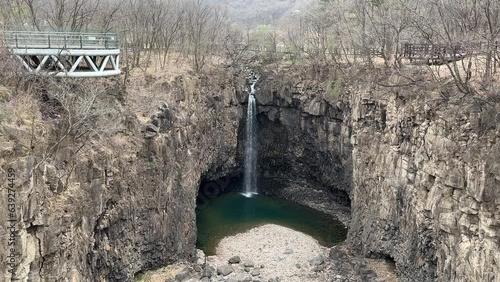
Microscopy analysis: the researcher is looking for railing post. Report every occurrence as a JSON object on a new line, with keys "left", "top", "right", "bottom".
{"left": 64, "top": 34, "right": 67, "bottom": 48}
{"left": 15, "top": 33, "right": 18, "bottom": 48}
{"left": 48, "top": 34, "right": 51, "bottom": 48}
{"left": 80, "top": 34, "right": 83, "bottom": 49}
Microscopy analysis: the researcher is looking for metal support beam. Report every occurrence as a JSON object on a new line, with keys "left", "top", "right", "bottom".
{"left": 0, "top": 30, "right": 121, "bottom": 77}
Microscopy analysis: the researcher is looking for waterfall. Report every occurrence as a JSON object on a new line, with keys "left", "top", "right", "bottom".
{"left": 243, "top": 79, "right": 258, "bottom": 197}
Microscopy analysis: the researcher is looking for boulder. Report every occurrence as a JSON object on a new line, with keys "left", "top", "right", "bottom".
{"left": 309, "top": 255, "right": 325, "bottom": 266}
{"left": 217, "top": 265, "right": 234, "bottom": 276}
{"left": 201, "top": 265, "right": 215, "bottom": 278}
{"left": 251, "top": 269, "right": 260, "bottom": 276}
{"left": 174, "top": 269, "right": 191, "bottom": 282}
{"left": 229, "top": 256, "right": 241, "bottom": 264}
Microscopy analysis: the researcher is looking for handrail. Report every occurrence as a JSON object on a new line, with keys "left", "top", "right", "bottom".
{"left": 0, "top": 30, "right": 119, "bottom": 50}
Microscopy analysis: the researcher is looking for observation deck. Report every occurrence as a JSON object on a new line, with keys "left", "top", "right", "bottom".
{"left": 0, "top": 31, "right": 120, "bottom": 77}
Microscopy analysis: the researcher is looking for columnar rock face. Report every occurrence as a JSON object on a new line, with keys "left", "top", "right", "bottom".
{"left": 251, "top": 72, "right": 499, "bottom": 282}
{"left": 249, "top": 74, "right": 353, "bottom": 216}
{"left": 348, "top": 87, "right": 500, "bottom": 282}
{"left": 0, "top": 73, "right": 244, "bottom": 281}
{"left": 1, "top": 69, "right": 498, "bottom": 282}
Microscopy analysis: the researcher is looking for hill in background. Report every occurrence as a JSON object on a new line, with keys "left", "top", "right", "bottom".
{"left": 206, "top": 0, "right": 314, "bottom": 26}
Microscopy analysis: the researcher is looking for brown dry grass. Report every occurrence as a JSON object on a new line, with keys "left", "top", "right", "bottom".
{"left": 124, "top": 52, "right": 203, "bottom": 124}
{"left": 0, "top": 90, "right": 42, "bottom": 128}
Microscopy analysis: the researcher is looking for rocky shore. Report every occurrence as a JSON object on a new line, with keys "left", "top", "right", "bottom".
{"left": 141, "top": 224, "right": 398, "bottom": 282}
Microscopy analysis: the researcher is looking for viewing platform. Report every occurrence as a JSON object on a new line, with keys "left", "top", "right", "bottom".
{"left": 403, "top": 42, "right": 499, "bottom": 65}
{"left": 0, "top": 31, "right": 120, "bottom": 77}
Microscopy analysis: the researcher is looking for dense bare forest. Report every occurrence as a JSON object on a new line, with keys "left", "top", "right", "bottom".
{"left": 1, "top": 0, "right": 500, "bottom": 92}
{"left": 1, "top": 1, "right": 499, "bottom": 282}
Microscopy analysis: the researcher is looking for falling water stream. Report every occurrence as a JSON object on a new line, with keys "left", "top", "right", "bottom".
{"left": 243, "top": 78, "right": 258, "bottom": 197}
{"left": 195, "top": 74, "right": 347, "bottom": 255}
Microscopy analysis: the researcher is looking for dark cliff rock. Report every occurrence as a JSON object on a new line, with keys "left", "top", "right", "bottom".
{"left": 348, "top": 86, "right": 500, "bottom": 282}
{"left": 0, "top": 72, "right": 244, "bottom": 281}
{"left": 1, "top": 68, "right": 498, "bottom": 282}
{"left": 247, "top": 71, "right": 499, "bottom": 282}
{"left": 242, "top": 72, "right": 353, "bottom": 222}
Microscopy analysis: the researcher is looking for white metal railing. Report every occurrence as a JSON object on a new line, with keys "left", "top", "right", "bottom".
{"left": 0, "top": 31, "right": 119, "bottom": 50}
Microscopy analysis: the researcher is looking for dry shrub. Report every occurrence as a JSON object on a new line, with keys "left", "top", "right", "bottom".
{"left": 0, "top": 92, "right": 41, "bottom": 136}
{"left": 0, "top": 44, "right": 24, "bottom": 88}
{"left": 0, "top": 83, "right": 11, "bottom": 99}
{"left": 0, "top": 44, "right": 40, "bottom": 124}
{"left": 12, "top": 93, "right": 41, "bottom": 121}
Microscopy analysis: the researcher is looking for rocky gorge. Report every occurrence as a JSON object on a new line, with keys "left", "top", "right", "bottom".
{"left": 0, "top": 66, "right": 499, "bottom": 282}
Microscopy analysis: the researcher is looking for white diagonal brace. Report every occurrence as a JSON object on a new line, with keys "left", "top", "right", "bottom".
{"left": 100, "top": 55, "right": 110, "bottom": 72}
{"left": 110, "top": 55, "right": 117, "bottom": 69}
{"left": 16, "top": 55, "right": 33, "bottom": 73}
{"left": 36, "top": 55, "right": 50, "bottom": 72}
{"left": 85, "top": 56, "right": 99, "bottom": 72}
{"left": 115, "top": 55, "right": 120, "bottom": 70}
{"left": 50, "top": 55, "right": 66, "bottom": 71}
{"left": 69, "top": 56, "right": 84, "bottom": 72}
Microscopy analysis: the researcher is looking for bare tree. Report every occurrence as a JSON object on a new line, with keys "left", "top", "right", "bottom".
{"left": 185, "top": 0, "right": 227, "bottom": 72}
{"left": 221, "top": 25, "right": 250, "bottom": 67}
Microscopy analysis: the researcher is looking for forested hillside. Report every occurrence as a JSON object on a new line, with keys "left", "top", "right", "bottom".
{"left": 204, "top": 0, "right": 313, "bottom": 25}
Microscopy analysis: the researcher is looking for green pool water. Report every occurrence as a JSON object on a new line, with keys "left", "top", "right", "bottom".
{"left": 196, "top": 192, "right": 347, "bottom": 255}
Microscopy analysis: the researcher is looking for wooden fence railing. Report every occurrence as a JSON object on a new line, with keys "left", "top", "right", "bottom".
{"left": 403, "top": 42, "right": 500, "bottom": 63}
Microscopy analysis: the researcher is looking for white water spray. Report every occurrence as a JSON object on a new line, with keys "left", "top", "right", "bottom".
{"left": 243, "top": 78, "right": 258, "bottom": 197}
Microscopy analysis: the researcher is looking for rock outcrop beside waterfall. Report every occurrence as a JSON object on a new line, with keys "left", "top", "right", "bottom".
{"left": 253, "top": 71, "right": 499, "bottom": 282}
{"left": 251, "top": 74, "right": 353, "bottom": 220}
{"left": 348, "top": 87, "right": 500, "bottom": 282}
{"left": 0, "top": 71, "right": 246, "bottom": 281}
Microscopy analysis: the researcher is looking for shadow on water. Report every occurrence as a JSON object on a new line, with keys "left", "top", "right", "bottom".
{"left": 196, "top": 192, "right": 347, "bottom": 255}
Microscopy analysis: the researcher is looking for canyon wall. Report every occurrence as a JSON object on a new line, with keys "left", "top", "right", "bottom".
{"left": 348, "top": 84, "right": 500, "bottom": 282}
{"left": 0, "top": 72, "right": 244, "bottom": 281}
{"left": 1, "top": 68, "right": 498, "bottom": 282}
{"left": 252, "top": 71, "right": 499, "bottom": 281}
